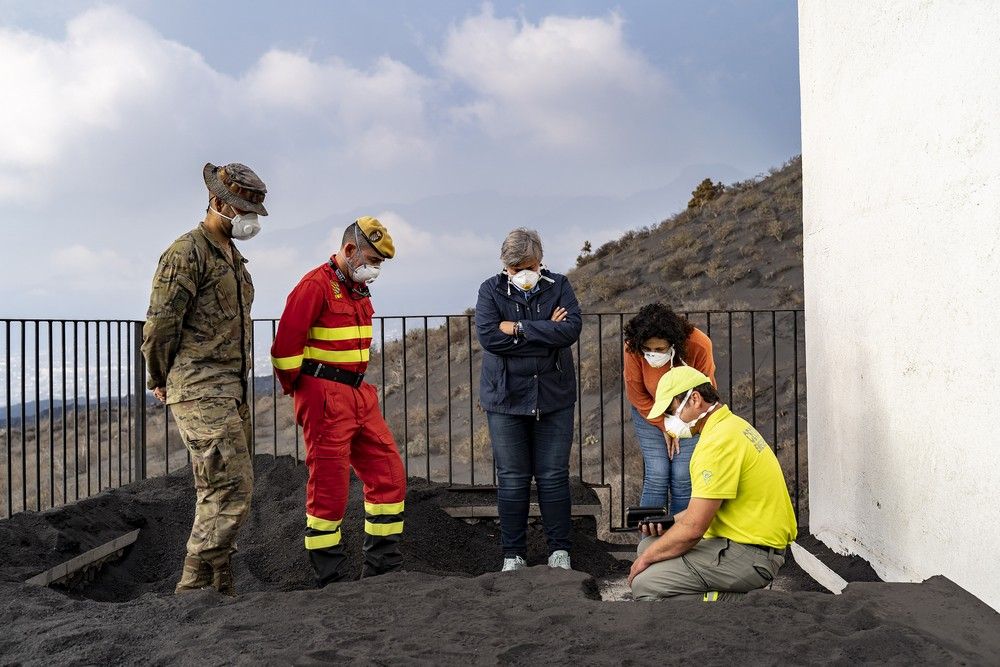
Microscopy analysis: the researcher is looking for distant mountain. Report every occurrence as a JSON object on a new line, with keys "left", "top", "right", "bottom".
{"left": 1, "top": 376, "right": 278, "bottom": 427}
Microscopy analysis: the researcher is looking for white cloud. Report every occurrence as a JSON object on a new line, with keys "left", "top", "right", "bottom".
{"left": 48, "top": 244, "right": 141, "bottom": 294}
{"left": 439, "top": 4, "right": 667, "bottom": 146}
{"left": 375, "top": 210, "right": 497, "bottom": 261}
{"left": 0, "top": 4, "right": 770, "bottom": 320}
{"left": 243, "top": 51, "right": 431, "bottom": 167}
{"left": 0, "top": 8, "right": 194, "bottom": 199}
{"left": 0, "top": 6, "right": 440, "bottom": 317}
{"left": 0, "top": 6, "right": 432, "bottom": 206}
{"left": 322, "top": 211, "right": 498, "bottom": 267}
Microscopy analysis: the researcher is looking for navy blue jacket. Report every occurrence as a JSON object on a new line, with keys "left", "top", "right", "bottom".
{"left": 475, "top": 270, "right": 582, "bottom": 416}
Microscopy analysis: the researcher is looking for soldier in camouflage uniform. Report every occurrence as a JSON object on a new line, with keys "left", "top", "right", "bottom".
{"left": 141, "top": 162, "right": 267, "bottom": 595}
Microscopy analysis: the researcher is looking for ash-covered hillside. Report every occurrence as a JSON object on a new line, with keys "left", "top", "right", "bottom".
{"left": 569, "top": 156, "right": 802, "bottom": 312}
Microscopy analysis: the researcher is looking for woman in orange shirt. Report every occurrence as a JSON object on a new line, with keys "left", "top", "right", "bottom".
{"left": 623, "top": 303, "right": 717, "bottom": 514}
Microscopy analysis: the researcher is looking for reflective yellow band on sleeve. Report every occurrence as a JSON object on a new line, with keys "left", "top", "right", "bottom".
{"left": 304, "top": 531, "right": 342, "bottom": 550}
{"left": 364, "top": 520, "right": 404, "bottom": 537}
{"left": 309, "top": 325, "right": 374, "bottom": 341}
{"left": 304, "top": 346, "right": 370, "bottom": 364}
{"left": 306, "top": 514, "right": 343, "bottom": 531}
{"left": 364, "top": 501, "right": 405, "bottom": 516}
{"left": 271, "top": 354, "right": 304, "bottom": 370}
{"left": 702, "top": 591, "right": 719, "bottom": 602}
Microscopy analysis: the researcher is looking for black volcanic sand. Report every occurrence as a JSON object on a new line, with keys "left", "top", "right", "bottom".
{"left": 2, "top": 456, "right": 998, "bottom": 664}
{"left": 0, "top": 456, "right": 626, "bottom": 600}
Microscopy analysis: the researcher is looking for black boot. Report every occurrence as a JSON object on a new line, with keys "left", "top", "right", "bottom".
{"left": 309, "top": 546, "right": 351, "bottom": 587}
{"left": 361, "top": 533, "right": 403, "bottom": 578}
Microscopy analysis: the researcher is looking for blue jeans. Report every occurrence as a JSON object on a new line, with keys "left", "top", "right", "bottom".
{"left": 632, "top": 405, "right": 698, "bottom": 515}
{"left": 486, "top": 406, "right": 574, "bottom": 557}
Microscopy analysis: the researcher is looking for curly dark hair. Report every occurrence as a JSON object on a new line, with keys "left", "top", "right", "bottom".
{"left": 623, "top": 303, "right": 695, "bottom": 358}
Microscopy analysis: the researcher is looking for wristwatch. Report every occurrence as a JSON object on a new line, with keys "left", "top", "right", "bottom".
{"left": 515, "top": 321, "right": 525, "bottom": 338}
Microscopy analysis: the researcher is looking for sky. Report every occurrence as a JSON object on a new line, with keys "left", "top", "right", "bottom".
{"left": 0, "top": 0, "right": 800, "bottom": 320}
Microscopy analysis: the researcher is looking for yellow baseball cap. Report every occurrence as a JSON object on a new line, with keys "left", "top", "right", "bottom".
{"left": 356, "top": 216, "right": 395, "bottom": 259}
{"left": 647, "top": 366, "right": 712, "bottom": 419}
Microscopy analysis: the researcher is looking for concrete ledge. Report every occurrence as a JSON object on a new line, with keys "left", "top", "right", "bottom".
{"left": 25, "top": 529, "right": 140, "bottom": 587}
{"left": 790, "top": 541, "right": 848, "bottom": 594}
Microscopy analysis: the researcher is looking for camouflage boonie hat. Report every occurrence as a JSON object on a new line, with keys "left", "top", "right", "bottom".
{"left": 203, "top": 162, "right": 268, "bottom": 216}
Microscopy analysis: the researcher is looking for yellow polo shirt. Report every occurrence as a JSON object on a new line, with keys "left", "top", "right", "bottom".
{"left": 689, "top": 405, "right": 797, "bottom": 548}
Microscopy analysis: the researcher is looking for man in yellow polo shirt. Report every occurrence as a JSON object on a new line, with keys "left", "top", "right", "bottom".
{"left": 628, "top": 366, "right": 797, "bottom": 601}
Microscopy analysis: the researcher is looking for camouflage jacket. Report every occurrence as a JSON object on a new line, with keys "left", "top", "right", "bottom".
{"left": 141, "top": 223, "right": 254, "bottom": 404}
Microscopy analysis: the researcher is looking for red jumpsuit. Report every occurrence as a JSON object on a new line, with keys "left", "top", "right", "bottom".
{"left": 271, "top": 259, "right": 405, "bottom": 583}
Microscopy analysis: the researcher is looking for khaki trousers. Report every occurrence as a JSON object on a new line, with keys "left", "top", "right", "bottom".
{"left": 171, "top": 397, "right": 254, "bottom": 570}
{"left": 631, "top": 536, "right": 784, "bottom": 601}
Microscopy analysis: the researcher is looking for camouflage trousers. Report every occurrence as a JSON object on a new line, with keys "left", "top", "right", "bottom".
{"left": 170, "top": 397, "right": 254, "bottom": 592}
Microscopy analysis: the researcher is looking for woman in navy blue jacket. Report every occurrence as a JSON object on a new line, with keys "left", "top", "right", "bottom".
{"left": 475, "top": 228, "right": 582, "bottom": 572}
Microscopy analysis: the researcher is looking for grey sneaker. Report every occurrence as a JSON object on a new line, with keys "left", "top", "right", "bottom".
{"left": 548, "top": 550, "right": 572, "bottom": 570}
{"left": 501, "top": 555, "right": 527, "bottom": 572}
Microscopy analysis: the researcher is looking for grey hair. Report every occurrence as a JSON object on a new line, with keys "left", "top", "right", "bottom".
{"left": 500, "top": 228, "right": 544, "bottom": 268}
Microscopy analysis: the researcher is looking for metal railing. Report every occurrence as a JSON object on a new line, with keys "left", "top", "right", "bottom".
{"left": 0, "top": 311, "right": 806, "bottom": 529}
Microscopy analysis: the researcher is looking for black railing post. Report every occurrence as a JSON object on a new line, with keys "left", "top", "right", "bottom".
{"left": 131, "top": 321, "right": 147, "bottom": 481}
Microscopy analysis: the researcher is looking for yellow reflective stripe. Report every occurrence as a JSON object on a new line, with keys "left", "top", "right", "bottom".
{"left": 702, "top": 591, "right": 719, "bottom": 602}
{"left": 304, "top": 532, "right": 342, "bottom": 549}
{"left": 306, "top": 514, "right": 343, "bottom": 531}
{"left": 364, "top": 501, "right": 405, "bottom": 516}
{"left": 364, "top": 520, "right": 404, "bottom": 536}
{"left": 271, "top": 354, "right": 304, "bottom": 370}
{"left": 304, "top": 346, "right": 370, "bottom": 363}
{"left": 309, "top": 325, "right": 373, "bottom": 341}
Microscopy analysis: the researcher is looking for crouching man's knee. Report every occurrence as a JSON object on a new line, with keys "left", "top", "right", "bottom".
{"left": 630, "top": 569, "right": 665, "bottom": 601}
{"left": 630, "top": 551, "right": 703, "bottom": 602}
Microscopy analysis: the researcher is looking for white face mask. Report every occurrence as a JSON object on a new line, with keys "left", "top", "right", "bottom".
{"left": 643, "top": 347, "right": 674, "bottom": 368}
{"left": 350, "top": 262, "right": 381, "bottom": 284}
{"left": 214, "top": 205, "right": 260, "bottom": 241}
{"left": 663, "top": 389, "right": 718, "bottom": 439}
{"left": 348, "top": 226, "right": 382, "bottom": 283}
{"left": 509, "top": 269, "right": 541, "bottom": 291}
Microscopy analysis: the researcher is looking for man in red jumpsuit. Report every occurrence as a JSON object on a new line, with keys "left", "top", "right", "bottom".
{"left": 271, "top": 216, "right": 406, "bottom": 585}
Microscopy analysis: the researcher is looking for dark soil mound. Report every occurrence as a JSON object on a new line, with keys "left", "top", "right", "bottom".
{"left": 0, "top": 455, "right": 626, "bottom": 601}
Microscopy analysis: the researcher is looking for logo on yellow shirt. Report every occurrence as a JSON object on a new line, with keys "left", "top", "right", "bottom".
{"left": 743, "top": 426, "right": 767, "bottom": 452}
{"left": 701, "top": 470, "right": 713, "bottom": 485}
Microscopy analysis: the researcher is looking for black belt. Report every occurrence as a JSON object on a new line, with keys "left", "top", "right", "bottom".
{"left": 301, "top": 359, "right": 364, "bottom": 388}
{"left": 745, "top": 543, "right": 786, "bottom": 557}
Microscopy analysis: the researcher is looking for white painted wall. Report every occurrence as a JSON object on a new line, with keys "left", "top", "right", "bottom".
{"left": 799, "top": 0, "right": 1000, "bottom": 610}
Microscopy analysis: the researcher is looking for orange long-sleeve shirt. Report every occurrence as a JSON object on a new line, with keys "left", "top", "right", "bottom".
{"left": 271, "top": 260, "right": 374, "bottom": 395}
{"left": 623, "top": 327, "right": 717, "bottom": 431}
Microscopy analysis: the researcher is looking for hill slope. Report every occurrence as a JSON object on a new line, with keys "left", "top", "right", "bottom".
{"left": 568, "top": 156, "right": 802, "bottom": 312}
